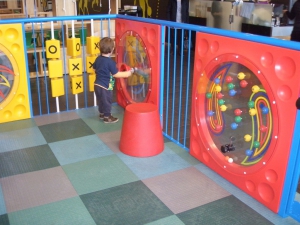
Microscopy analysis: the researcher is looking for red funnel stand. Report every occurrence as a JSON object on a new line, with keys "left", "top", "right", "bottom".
{"left": 120, "top": 103, "right": 164, "bottom": 157}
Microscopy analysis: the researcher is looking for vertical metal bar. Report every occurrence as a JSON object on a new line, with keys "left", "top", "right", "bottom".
{"left": 100, "top": 19, "right": 103, "bottom": 37}
{"left": 159, "top": 25, "right": 165, "bottom": 124}
{"left": 108, "top": 18, "right": 111, "bottom": 37}
{"left": 177, "top": 29, "right": 184, "bottom": 141}
{"left": 60, "top": 20, "right": 69, "bottom": 111}
{"left": 22, "top": 22, "right": 33, "bottom": 118}
{"left": 40, "top": 22, "right": 50, "bottom": 114}
{"left": 81, "top": 19, "right": 88, "bottom": 108}
{"left": 165, "top": 26, "right": 171, "bottom": 134}
{"left": 171, "top": 28, "right": 177, "bottom": 138}
{"left": 31, "top": 22, "right": 42, "bottom": 115}
{"left": 183, "top": 30, "right": 192, "bottom": 148}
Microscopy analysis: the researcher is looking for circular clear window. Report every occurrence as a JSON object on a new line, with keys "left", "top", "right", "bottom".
{"left": 195, "top": 55, "right": 277, "bottom": 171}
{"left": 117, "top": 31, "right": 151, "bottom": 103}
{"left": 0, "top": 49, "right": 15, "bottom": 105}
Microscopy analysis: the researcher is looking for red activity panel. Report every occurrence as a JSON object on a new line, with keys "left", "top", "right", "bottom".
{"left": 115, "top": 19, "right": 161, "bottom": 108}
{"left": 190, "top": 32, "right": 300, "bottom": 213}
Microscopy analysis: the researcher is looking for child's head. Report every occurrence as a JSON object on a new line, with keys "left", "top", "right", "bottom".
{"left": 100, "top": 37, "right": 115, "bottom": 54}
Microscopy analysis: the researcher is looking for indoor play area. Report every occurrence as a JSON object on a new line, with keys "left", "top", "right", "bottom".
{"left": 0, "top": 0, "right": 299, "bottom": 223}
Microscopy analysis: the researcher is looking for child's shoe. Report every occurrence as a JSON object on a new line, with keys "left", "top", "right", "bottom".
{"left": 103, "top": 115, "right": 119, "bottom": 123}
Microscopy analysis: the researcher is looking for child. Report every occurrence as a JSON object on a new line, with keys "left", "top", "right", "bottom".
{"left": 93, "top": 37, "right": 133, "bottom": 123}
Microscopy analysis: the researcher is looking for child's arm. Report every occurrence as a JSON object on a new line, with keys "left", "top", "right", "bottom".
{"left": 113, "top": 68, "right": 134, "bottom": 78}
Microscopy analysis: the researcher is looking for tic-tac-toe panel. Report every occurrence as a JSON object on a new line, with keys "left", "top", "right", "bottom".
{"left": 115, "top": 19, "right": 161, "bottom": 108}
{"left": 0, "top": 24, "right": 30, "bottom": 123}
{"left": 190, "top": 32, "right": 300, "bottom": 213}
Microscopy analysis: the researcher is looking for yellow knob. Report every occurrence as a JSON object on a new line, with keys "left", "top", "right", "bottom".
{"left": 244, "top": 134, "right": 252, "bottom": 142}
{"left": 249, "top": 108, "right": 257, "bottom": 116}
{"left": 237, "top": 72, "right": 246, "bottom": 80}
{"left": 252, "top": 85, "right": 260, "bottom": 93}
{"left": 220, "top": 105, "right": 227, "bottom": 111}
{"left": 215, "top": 85, "right": 222, "bottom": 92}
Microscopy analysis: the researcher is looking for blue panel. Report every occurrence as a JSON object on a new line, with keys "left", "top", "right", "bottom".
{"left": 279, "top": 109, "right": 300, "bottom": 222}
{"left": 291, "top": 201, "right": 300, "bottom": 221}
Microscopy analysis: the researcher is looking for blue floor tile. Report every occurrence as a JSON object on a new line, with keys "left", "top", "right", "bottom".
{"left": 0, "top": 127, "right": 46, "bottom": 153}
{"left": 49, "top": 134, "right": 114, "bottom": 165}
{"left": 118, "top": 147, "right": 191, "bottom": 180}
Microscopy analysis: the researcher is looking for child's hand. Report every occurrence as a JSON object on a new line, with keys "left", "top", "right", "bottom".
{"left": 130, "top": 67, "right": 135, "bottom": 76}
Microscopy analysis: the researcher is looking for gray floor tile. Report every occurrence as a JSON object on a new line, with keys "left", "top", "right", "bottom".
{"left": 1, "top": 167, "right": 77, "bottom": 213}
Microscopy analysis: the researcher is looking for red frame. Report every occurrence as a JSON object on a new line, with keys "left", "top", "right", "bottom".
{"left": 190, "top": 32, "right": 300, "bottom": 213}
{"left": 115, "top": 19, "right": 161, "bottom": 108}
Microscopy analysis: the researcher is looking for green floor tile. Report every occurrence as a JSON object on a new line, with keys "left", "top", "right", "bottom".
{"left": 38, "top": 119, "right": 95, "bottom": 143}
{"left": 80, "top": 181, "right": 173, "bottom": 225}
{"left": 177, "top": 195, "right": 274, "bottom": 225}
{"left": 0, "top": 145, "right": 60, "bottom": 178}
{"left": 0, "top": 214, "right": 9, "bottom": 225}
{"left": 62, "top": 155, "right": 139, "bottom": 195}
{"left": 0, "top": 119, "right": 36, "bottom": 133}
{"left": 8, "top": 197, "right": 96, "bottom": 225}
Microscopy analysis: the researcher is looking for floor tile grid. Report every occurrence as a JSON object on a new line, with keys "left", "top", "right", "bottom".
{"left": 0, "top": 108, "right": 178, "bottom": 224}
{"left": 0, "top": 112, "right": 227, "bottom": 224}
{"left": 0, "top": 106, "right": 298, "bottom": 224}
{"left": 81, "top": 114, "right": 276, "bottom": 225}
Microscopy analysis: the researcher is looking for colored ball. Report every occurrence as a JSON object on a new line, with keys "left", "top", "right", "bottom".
{"left": 206, "top": 93, "right": 212, "bottom": 99}
{"left": 215, "top": 124, "right": 223, "bottom": 131}
{"left": 248, "top": 101, "right": 255, "bottom": 108}
{"left": 260, "top": 125, "right": 268, "bottom": 132}
{"left": 245, "top": 149, "right": 253, "bottom": 156}
{"left": 228, "top": 158, "right": 233, "bottom": 163}
{"left": 208, "top": 111, "right": 214, "bottom": 116}
{"left": 229, "top": 89, "right": 237, "bottom": 96}
{"left": 234, "top": 109, "right": 242, "bottom": 116}
{"left": 231, "top": 122, "right": 238, "bottom": 130}
{"left": 249, "top": 108, "right": 257, "bottom": 116}
{"left": 252, "top": 85, "right": 260, "bottom": 93}
{"left": 217, "top": 92, "right": 224, "bottom": 99}
{"left": 218, "top": 99, "right": 225, "bottom": 105}
{"left": 225, "top": 156, "right": 230, "bottom": 161}
{"left": 227, "top": 83, "right": 235, "bottom": 90}
{"left": 244, "top": 134, "right": 252, "bottom": 142}
{"left": 253, "top": 141, "right": 260, "bottom": 148}
{"left": 240, "top": 80, "right": 248, "bottom": 88}
{"left": 215, "top": 85, "right": 222, "bottom": 92}
{"left": 237, "top": 72, "right": 246, "bottom": 80}
{"left": 235, "top": 116, "right": 242, "bottom": 123}
{"left": 214, "top": 78, "right": 220, "bottom": 84}
{"left": 225, "top": 76, "right": 233, "bottom": 83}
{"left": 220, "top": 105, "right": 227, "bottom": 111}
{"left": 259, "top": 103, "right": 265, "bottom": 109}
{"left": 262, "top": 107, "right": 269, "bottom": 114}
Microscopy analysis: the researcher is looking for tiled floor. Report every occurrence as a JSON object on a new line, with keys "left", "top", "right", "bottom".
{"left": 0, "top": 105, "right": 299, "bottom": 225}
